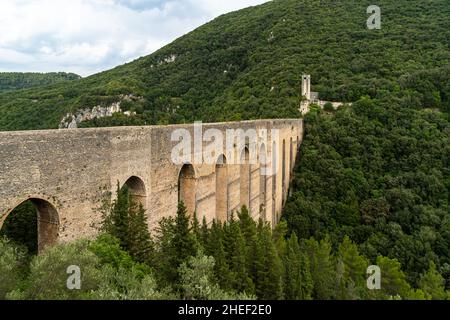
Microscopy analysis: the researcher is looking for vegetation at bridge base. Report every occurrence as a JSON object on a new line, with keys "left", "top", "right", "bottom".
{"left": 1, "top": 186, "right": 449, "bottom": 300}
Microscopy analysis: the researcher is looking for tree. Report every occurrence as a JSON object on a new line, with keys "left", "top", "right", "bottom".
{"left": 375, "top": 256, "right": 413, "bottom": 299}
{"left": 207, "top": 220, "right": 232, "bottom": 290}
{"left": 336, "top": 236, "right": 369, "bottom": 299}
{"left": 101, "top": 184, "right": 153, "bottom": 265}
{"left": 283, "top": 233, "right": 313, "bottom": 300}
{"left": 323, "top": 102, "right": 334, "bottom": 112}
{"left": 127, "top": 203, "right": 154, "bottom": 265}
{"left": 9, "top": 240, "right": 105, "bottom": 300}
{"left": 178, "top": 251, "right": 255, "bottom": 300}
{"left": 0, "top": 201, "right": 37, "bottom": 255}
{"left": 238, "top": 206, "right": 259, "bottom": 284}
{"left": 419, "top": 261, "right": 447, "bottom": 300}
{"left": 254, "top": 224, "right": 283, "bottom": 300}
{"left": 170, "top": 202, "right": 198, "bottom": 285}
{"left": 153, "top": 216, "right": 176, "bottom": 286}
{"left": 228, "top": 219, "right": 255, "bottom": 295}
{"left": 304, "top": 237, "right": 335, "bottom": 300}
{"left": 0, "top": 238, "right": 27, "bottom": 299}
{"left": 102, "top": 183, "right": 131, "bottom": 249}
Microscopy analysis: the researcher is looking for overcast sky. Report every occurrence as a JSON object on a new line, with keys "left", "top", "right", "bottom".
{"left": 0, "top": 0, "right": 268, "bottom": 77}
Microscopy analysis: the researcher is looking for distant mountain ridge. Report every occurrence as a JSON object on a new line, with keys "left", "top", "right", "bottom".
{"left": 0, "top": 72, "right": 81, "bottom": 93}
{"left": 0, "top": 0, "right": 448, "bottom": 131}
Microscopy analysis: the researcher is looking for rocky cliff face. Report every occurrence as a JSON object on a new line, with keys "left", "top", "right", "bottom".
{"left": 59, "top": 95, "right": 139, "bottom": 129}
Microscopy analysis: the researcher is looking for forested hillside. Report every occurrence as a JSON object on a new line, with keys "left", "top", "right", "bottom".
{"left": 0, "top": 0, "right": 448, "bottom": 130}
{"left": 0, "top": 72, "right": 80, "bottom": 93}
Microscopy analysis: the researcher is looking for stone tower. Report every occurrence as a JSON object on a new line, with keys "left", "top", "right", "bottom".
{"left": 302, "top": 75, "right": 311, "bottom": 101}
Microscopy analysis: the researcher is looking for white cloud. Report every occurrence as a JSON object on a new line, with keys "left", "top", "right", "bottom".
{"left": 0, "top": 0, "right": 268, "bottom": 76}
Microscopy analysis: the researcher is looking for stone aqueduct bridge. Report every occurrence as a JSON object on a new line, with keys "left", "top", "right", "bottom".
{"left": 0, "top": 119, "right": 303, "bottom": 251}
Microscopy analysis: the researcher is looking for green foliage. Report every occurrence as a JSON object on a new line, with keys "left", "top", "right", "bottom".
{"left": 91, "top": 264, "right": 173, "bottom": 300}
{"left": 9, "top": 240, "right": 104, "bottom": 300}
{"left": 323, "top": 102, "right": 334, "bottom": 112}
{"left": 88, "top": 233, "right": 135, "bottom": 270}
{"left": 375, "top": 256, "right": 414, "bottom": 299}
{"left": 170, "top": 202, "right": 198, "bottom": 283}
{"left": 179, "top": 251, "right": 255, "bottom": 300}
{"left": 285, "top": 95, "right": 449, "bottom": 287}
{"left": 283, "top": 233, "right": 313, "bottom": 300}
{"left": 127, "top": 204, "right": 154, "bottom": 264}
{"left": 227, "top": 218, "right": 255, "bottom": 295}
{"left": 101, "top": 184, "right": 154, "bottom": 264}
{"left": 335, "top": 236, "right": 369, "bottom": 299}
{"left": 254, "top": 223, "right": 283, "bottom": 300}
{"left": 304, "top": 237, "right": 336, "bottom": 300}
{"left": 418, "top": 262, "right": 447, "bottom": 300}
{"left": 0, "top": 238, "right": 28, "bottom": 299}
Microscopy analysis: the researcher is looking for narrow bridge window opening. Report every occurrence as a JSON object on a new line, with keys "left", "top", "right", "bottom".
{"left": 259, "top": 144, "right": 267, "bottom": 221}
{"left": 178, "top": 164, "right": 196, "bottom": 217}
{"left": 215, "top": 154, "right": 228, "bottom": 223}
{"left": 0, "top": 198, "right": 59, "bottom": 254}
{"left": 240, "top": 147, "right": 250, "bottom": 211}
{"left": 123, "top": 176, "right": 147, "bottom": 210}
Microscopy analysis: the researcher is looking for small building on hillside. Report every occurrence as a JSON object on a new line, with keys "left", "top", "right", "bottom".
{"left": 300, "top": 75, "right": 346, "bottom": 115}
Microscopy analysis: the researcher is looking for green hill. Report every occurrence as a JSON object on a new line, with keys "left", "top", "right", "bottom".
{"left": 0, "top": 0, "right": 448, "bottom": 131}
{"left": 0, "top": 72, "right": 80, "bottom": 93}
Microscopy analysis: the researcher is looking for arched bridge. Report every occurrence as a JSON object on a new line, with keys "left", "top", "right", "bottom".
{"left": 0, "top": 119, "right": 303, "bottom": 251}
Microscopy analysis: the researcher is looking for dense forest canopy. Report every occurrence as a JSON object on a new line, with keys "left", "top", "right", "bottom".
{"left": 0, "top": 0, "right": 448, "bottom": 130}
{"left": 0, "top": 72, "right": 80, "bottom": 93}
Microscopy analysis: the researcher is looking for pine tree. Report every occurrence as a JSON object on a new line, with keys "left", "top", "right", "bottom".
{"left": 284, "top": 233, "right": 313, "bottom": 300}
{"left": 191, "top": 214, "right": 201, "bottom": 246}
{"left": 228, "top": 219, "right": 255, "bottom": 294}
{"left": 376, "top": 256, "right": 412, "bottom": 299}
{"left": 419, "top": 261, "right": 446, "bottom": 300}
{"left": 304, "top": 237, "right": 335, "bottom": 300}
{"left": 254, "top": 224, "right": 283, "bottom": 300}
{"left": 336, "top": 236, "right": 369, "bottom": 299}
{"left": 153, "top": 216, "right": 176, "bottom": 287}
{"left": 237, "top": 206, "right": 259, "bottom": 284}
{"left": 200, "top": 216, "right": 210, "bottom": 253}
{"left": 127, "top": 203, "right": 154, "bottom": 264}
{"left": 103, "top": 184, "right": 131, "bottom": 249}
{"left": 208, "top": 219, "right": 232, "bottom": 290}
{"left": 171, "top": 202, "right": 197, "bottom": 284}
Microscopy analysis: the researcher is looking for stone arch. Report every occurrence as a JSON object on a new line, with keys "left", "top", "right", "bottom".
{"left": 215, "top": 154, "right": 228, "bottom": 222}
{"left": 0, "top": 197, "right": 59, "bottom": 253}
{"left": 123, "top": 176, "right": 146, "bottom": 209}
{"left": 178, "top": 163, "right": 196, "bottom": 217}
{"left": 259, "top": 143, "right": 267, "bottom": 221}
{"left": 240, "top": 147, "right": 250, "bottom": 210}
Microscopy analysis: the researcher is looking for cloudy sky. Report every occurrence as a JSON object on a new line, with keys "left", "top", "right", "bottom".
{"left": 0, "top": 0, "right": 268, "bottom": 77}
